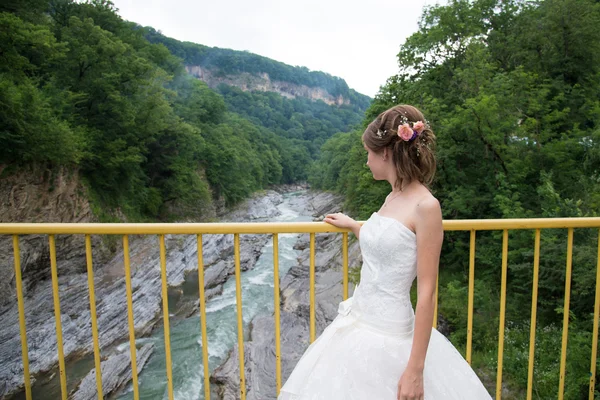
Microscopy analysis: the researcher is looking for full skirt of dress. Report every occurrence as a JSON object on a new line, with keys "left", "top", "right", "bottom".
{"left": 278, "top": 298, "right": 492, "bottom": 400}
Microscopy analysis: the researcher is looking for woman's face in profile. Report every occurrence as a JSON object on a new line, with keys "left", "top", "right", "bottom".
{"left": 364, "top": 143, "right": 387, "bottom": 181}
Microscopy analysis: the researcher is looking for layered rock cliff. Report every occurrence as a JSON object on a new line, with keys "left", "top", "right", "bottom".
{"left": 186, "top": 66, "right": 350, "bottom": 106}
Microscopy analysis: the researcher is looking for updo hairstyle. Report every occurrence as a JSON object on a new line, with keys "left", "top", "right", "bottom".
{"left": 362, "top": 104, "right": 436, "bottom": 190}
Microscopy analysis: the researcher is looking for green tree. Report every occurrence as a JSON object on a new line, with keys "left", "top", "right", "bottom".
{"left": 312, "top": 1, "right": 600, "bottom": 396}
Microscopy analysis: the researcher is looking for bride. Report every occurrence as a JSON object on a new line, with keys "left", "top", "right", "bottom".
{"left": 278, "top": 105, "right": 492, "bottom": 400}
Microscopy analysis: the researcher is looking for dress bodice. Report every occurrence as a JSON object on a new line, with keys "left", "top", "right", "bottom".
{"left": 345, "top": 212, "right": 418, "bottom": 334}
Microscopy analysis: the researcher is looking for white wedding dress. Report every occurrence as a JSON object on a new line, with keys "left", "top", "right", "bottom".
{"left": 278, "top": 212, "right": 492, "bottom": 399}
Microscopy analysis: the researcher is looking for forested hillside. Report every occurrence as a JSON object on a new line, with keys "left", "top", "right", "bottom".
{"left": 0, "top": 0, "right": 368, "bottom": 221}
{"left": 309, "top": 0, "right": 600, "bottom": 397}
{"left": 144, "top": 29, "right": 371, "bottom": 111}
{"left": 217, "top": 85, "right": 364, "bottom": 156}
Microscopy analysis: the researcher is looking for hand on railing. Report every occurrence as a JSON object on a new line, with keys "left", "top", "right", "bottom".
{"left": 323, "top": 213, "right": 361, "bottom": 238}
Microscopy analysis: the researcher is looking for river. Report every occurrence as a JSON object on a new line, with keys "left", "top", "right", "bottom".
{"left": 7, "top": 190, "right": 312, "bottom": 400}
{"left": 116, "top": 191, "right": 311, "bottom": 399}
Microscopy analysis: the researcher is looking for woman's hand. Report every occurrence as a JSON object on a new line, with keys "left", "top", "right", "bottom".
{"left": 397, "top": 366, "right": 424, "bottom": 400}
{"left": 323, "top": 212, "right": 361, "bottom": 238}
{"left": 323, "top": 213, "right": 355, "bottom": 229}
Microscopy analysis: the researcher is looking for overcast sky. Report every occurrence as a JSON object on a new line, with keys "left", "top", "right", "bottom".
{"left": 110, "top": 0, "right": 443, "bottom": 98}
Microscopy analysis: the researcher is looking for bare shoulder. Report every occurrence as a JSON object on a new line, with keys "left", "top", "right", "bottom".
{"left": 415, "top": 194, "right": 441, "bottom": 217}
{"left": 414, "top": 192, "right": 442, "bottom": 233}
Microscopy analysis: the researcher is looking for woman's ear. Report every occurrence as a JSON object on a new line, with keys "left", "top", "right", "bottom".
{"left": 382, "top": 147, "right": 388, "bottom": 161}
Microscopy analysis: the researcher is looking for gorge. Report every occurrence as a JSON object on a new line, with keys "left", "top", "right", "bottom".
{"left": 1, "top": 188, "right": 363, "bottom": 400}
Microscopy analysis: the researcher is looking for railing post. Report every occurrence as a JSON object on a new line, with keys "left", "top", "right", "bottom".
{"left": 85, "top": 235, "right": 104, "bottom": 400}
{"left": 197, "top": 234, "right": 211, "bottom": 400}
{"left": 433, "top": 276, "right": 439, "bottom": 329}
{"left": 559, "top": 229, "right": 574, "bottom": 400}
{"left": 309, "top": 233, "right": 316, "bottom": 343}
{"left": 234, "top": 233, "right": 247, "bottom": 400}
{"left": 49, "top": 235, "right": 68, "bottom": 400}
{"left": 590, "top": 229, "right": 600, "bottom": 399}
{"left": 467, "top": 229, "right": 476, "bottom": 364}
{"left": 12, "top": 235, "right": 32, "bottom": 400}
{"left": 496, "top": 230, "right": 509, "bottom": 400}
{"left": 273, "top": 233, "right": 282, "bottom": 395}
{"left": 526, "top": 229, "right": 540, "bottom": 400}
{"left": 342, "top": 232, "right": 348, "bottom": 301}
{"left": 159, "top": 235, "right": 175, "bottom": 400}
{"left": 123, "top": 235, "right": 140, "bottom": 400}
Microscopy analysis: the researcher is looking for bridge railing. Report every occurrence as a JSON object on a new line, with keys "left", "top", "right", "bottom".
{"left": 2, "top": 217, "right": 600, "bottom": 400}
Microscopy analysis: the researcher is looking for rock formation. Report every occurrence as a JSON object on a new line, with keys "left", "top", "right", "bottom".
{"left": 0, "top": 189, "right": 287, "bottom": 398}
{"left": 186, "top": 66, "right": 350, "bottom": 107}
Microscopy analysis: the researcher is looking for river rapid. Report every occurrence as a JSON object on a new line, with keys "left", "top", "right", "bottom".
{"left": 4, "top": 188, "right": 340, "bottom": 400}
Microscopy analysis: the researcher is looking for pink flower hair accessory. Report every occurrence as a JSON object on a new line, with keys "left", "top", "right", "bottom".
{"left": 413, "top": 121, "right": 425, "bottom": 134}
{"left": 398, "top": 124, "right": 414, "bottom": 141}
{"left": 396, "top": 118, "right": 427, "bottom": 142}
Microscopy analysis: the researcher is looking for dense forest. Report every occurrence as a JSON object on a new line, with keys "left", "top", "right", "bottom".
{"left": 310, "top": 0, "right": 600, "bottom": 397}
{"left": 0, "top": 0, "right": 367, "bottom": 221}
{"left": 217, "top": 85, "right": 365, "bottom": 156}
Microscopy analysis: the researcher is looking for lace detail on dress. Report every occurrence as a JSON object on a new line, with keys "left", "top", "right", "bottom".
{"left": 352, "top": 212, "right": 417, "bottom": 330}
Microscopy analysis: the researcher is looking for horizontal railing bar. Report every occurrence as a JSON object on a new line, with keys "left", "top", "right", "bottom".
{"left": 443, "top": 218, "right": 600, "bottom": 231}
{"left": 1, "top": 218, "right": 600, "bottom": 234}
{"left": 0, "top": 222, "right": 347, "bottom": 234}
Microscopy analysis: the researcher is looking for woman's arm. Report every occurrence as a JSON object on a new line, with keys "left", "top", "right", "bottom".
{"left": 409, "top": 196, "right": 443, "bottom": 369}
{"left": 397, "top": 197, "right": 443, "bottom": 399}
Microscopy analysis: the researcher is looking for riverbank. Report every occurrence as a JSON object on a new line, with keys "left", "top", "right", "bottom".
{"left": 1, "top": 186, "right": 311, "bottom": 399}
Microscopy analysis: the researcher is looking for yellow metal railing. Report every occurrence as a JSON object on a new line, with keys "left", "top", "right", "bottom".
{"left": 2, "top": 217, "right": 600, "bottom": 400}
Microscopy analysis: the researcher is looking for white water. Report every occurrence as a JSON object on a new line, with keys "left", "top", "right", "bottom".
{"left": 117, "top": 191, "right": 311, "bottom": 400}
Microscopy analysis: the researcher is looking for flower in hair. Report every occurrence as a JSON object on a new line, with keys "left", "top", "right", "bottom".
{"left": 397, "top": 119, "right": 427, "bottom": 142}
{"left": 413, "top": 121, "right": 425, "bottom": 134}
{"left": 398, "top": 124, "right": 414, "bottom": 141}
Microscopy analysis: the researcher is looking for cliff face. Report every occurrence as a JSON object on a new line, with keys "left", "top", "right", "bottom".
{"left": 186, "top": 66, "right": 350, "bottom": 106}
{"left": 0, "top": 164, "right": 110, "bottom": 307}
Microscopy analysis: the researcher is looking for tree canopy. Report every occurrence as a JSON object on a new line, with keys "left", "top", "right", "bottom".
{"left": 309, "top": 0, "right": 600, "bottom": 396}
{"left": 1, "top": 0, "right": 367, "bottom": 219}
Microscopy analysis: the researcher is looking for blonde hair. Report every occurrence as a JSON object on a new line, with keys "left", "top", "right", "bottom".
{"left": 362, "top": 105, "right": 436, "bottom": 190}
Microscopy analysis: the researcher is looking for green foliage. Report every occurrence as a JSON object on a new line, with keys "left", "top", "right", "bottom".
{"left": 200, "top": 114, "right": 285, "bottom": 205}
{"left": 0, "top": 12, "right": 83, "bottom": 164}
{"left": 497, "top": 323, "right": 595, "bottom": 399}
{"left": 312, "top": 0, "right": 600, "bottom": 396}
{"left": 1, "top": 0, "right": 49, "bottom": 23}
{"left": 0, "top": 76, "right": 84, "bottom": 164}
{"left": 218, "top": 85, "right": 363, "bottom": 149}
{"left": 309, "top": 129, "right": 390, "bottom": 219}
{"left": 1, "top": 0, "right": 365, "bottom": 220}
{"left": 171, "top": 77, "right": 226, "bottom": 125}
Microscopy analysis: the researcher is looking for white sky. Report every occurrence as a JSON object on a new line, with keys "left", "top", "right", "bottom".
{"left": 111, "top": 0, "right": 443, "bottom": 98}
